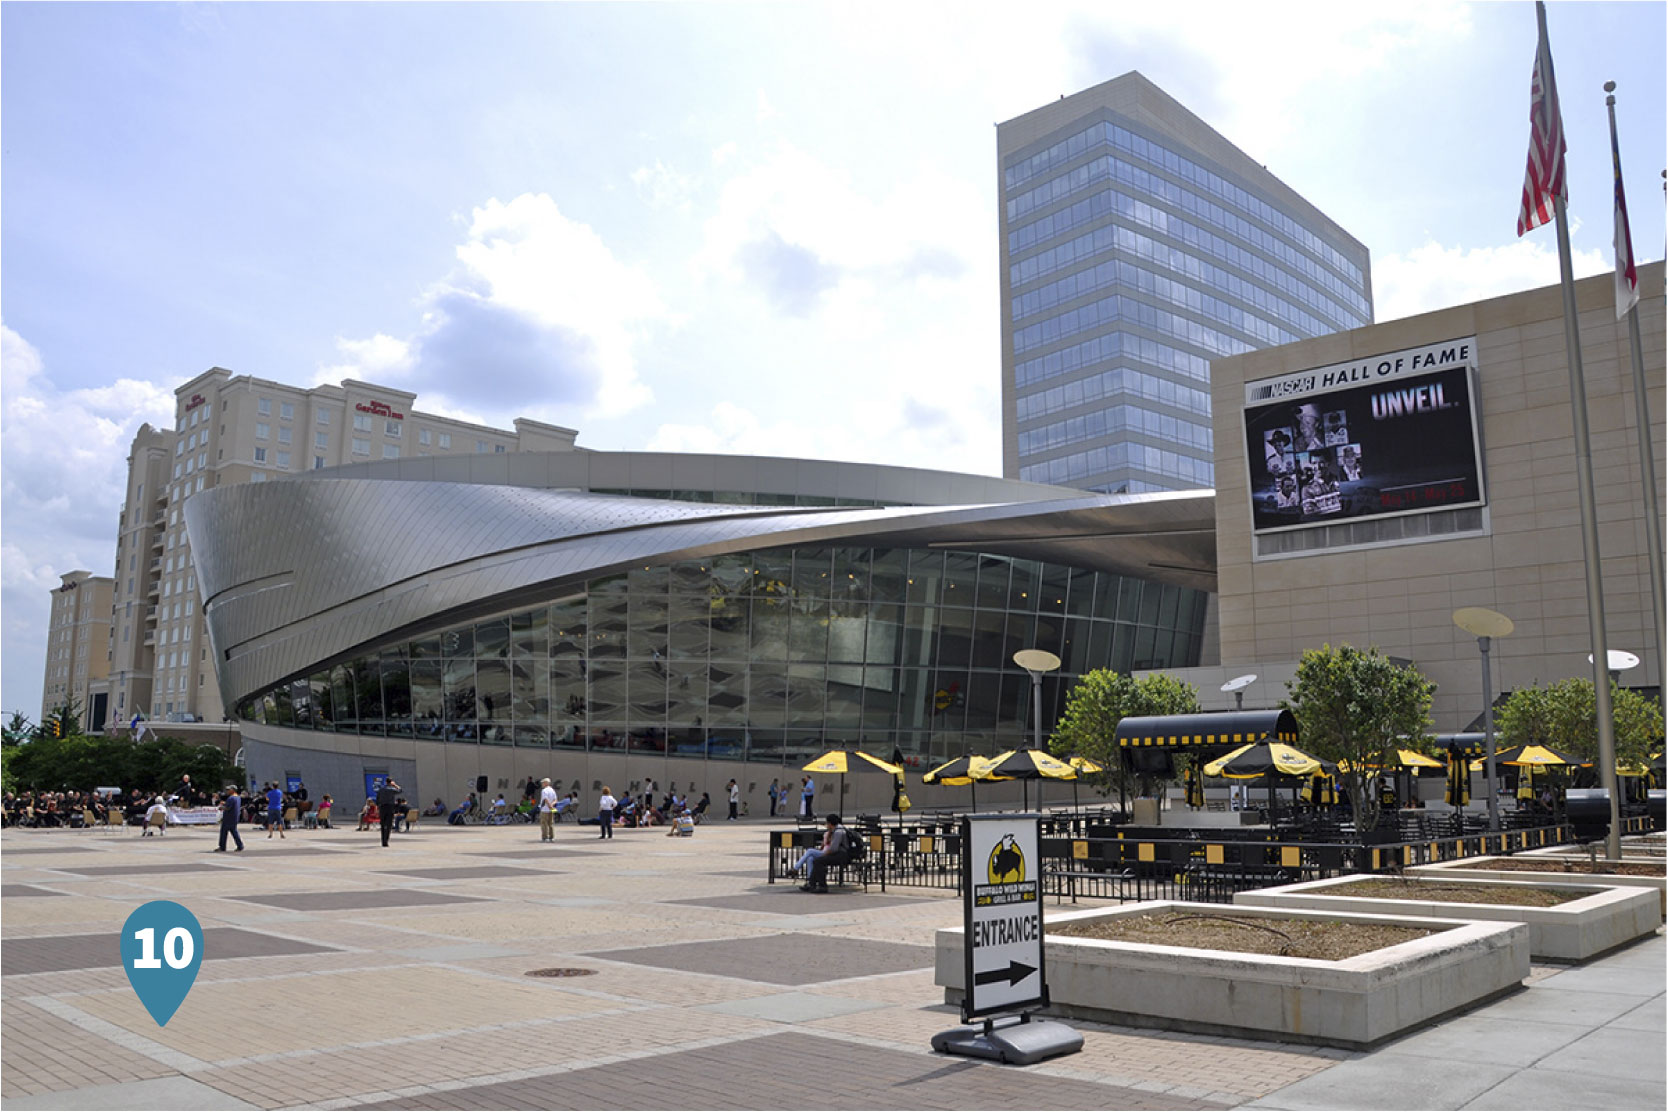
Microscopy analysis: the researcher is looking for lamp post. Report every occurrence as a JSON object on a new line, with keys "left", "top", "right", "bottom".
{"left": 1014, "top": 649, "right": 1062, "bottom": 811}
{"left": 1590, "top": 649, "right": 1639, "bottom": 859}
{"left": 1454, "top": 607, "right": 1514, "bottom": 832}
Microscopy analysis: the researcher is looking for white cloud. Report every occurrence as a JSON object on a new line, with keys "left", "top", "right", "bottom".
{"left": 324, "top": 193, "right": 660, "bottom": 422}
{"left": 1, "top": 324, "right": 175, "bottom": 714}
{"left": 631, "top": 160, "right": 699, "bottom": 213}
{"left": 1372, "top": 237, "right": 1609, "bottom": 322}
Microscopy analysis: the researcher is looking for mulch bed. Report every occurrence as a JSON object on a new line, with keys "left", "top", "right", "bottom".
{"left": 1344, "top": 878, "right": 1584, "bottom": 906}
{"left": 1479, "top": 859, "right": 1663, "bottom": 877}
{"left": 1052, "top": 912, "right": 1436, "bottom": 960}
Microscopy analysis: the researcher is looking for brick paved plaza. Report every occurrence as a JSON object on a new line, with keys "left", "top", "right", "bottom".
{"left": 2, "top": 819, "right": 1662, "bottom": 1110}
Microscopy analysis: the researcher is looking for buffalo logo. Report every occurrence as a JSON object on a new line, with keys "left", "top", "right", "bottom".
{"left": 987, "top": 834, "right": 1025, "bottom": 884}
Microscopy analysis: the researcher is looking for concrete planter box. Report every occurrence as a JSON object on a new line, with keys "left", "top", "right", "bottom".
{"left": 1236, "top": 874, "right": 1659, "bottom": 961}
{"left": 935, "top": 900, "right": 1527, "bottom": 1050}
{"left": 1410, "top": 857, "right": 1665, "bottom": 921}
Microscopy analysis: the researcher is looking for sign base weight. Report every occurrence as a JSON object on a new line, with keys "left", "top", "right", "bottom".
{"left": 931, "top": 1014, "right": 1082, "bottom": 1065}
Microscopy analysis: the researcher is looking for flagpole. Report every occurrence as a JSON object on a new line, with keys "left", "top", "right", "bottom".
{"left": 1531, "top": 1, "right": 1621, "bottom": 859}
{"left": 1605, "top": 81, "right": 1666, "bottom": 706}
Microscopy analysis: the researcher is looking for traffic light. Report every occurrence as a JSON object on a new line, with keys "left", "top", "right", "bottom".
{"left": 49, "top": 717, "right": 61, "bottom": 738}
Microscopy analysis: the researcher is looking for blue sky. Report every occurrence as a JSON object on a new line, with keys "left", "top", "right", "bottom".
{"left": 3, "top": 1, "right": 1664, "bottom": 718}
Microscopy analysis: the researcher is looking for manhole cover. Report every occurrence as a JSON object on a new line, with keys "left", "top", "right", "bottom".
{"left": 525, "top": 967, "right": 597, "bottom": 978}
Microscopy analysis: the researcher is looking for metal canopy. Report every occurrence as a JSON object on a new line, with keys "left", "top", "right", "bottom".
{"left": 1113, "top": 710, "right": 1299, "bottom": 749}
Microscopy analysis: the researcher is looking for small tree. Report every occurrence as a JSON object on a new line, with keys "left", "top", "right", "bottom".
{"left": 1048, "top": 670, "right": 1199, "bottom": 801}
{"left": 1283, "top": 644, "right": 1434, "bottom": 841}
{"left": 1497, "top": 678, "right": 1663, "bottom": 774}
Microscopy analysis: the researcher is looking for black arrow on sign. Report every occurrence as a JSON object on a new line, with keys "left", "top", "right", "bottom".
{"left": 973, "top": 960, "right": 1036, "bottom": 987}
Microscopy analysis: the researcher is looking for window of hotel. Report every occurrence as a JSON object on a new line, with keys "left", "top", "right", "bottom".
{"left": 317, "top": 409, "right": 330, "bottom": 426}
{"left": 419, "top": 428, "right": 432, "bottom": 446}
{"left": 195, "top": 475, "right": 204, "bottom": 493}
{"left": 197, "top": 451, "right": 206, "bottom": 468}
{"left": 253, "top": 471, "right": 268, "bottom": 483}
{"left": 352, "top": 438, "right": 370, "bottom": 456}
{"left": 176, "top": 440, "right": 185, "bottom": 457}
{"left": 385, "top": 420, "right": 400, "bottom": 438}
{"left": 314, "top": 456, "right": 326, "bottom": 470}
{"left": 280, "top": 402, "right": 294, "bottom": 421}
{"left": 277, "top": 427, "right": 292, "bottom": 445}
{"left": 353, "top": 413, "right": 372, "bottom": 432}
{"left": 201, "top": 404, "right": 211, "bottom": 422}
{"left": 315, "top": 431, "right": 328, "bottom": 449}
{"left": 184, "top": 457, "right": 194, "bottom": 474}
{"left": 256, "top": 423, "right": 270, "bottom": 440}
{"left": 438, "top": 433, "right": 451, "bottom": 449}
{"left": 189, "top": 409, "right": 199, "bottom": 428}
{"left": 382, "top": 445, "right": 400, "bottom": 459}
{"left": 253, "top": 447, "right": 267, "bottom": 463}
{"left": 173, "top": 463, "right": 182, "bottom": 479}
{"left": 257, "top": 398, "right": 271, "bottom": 416}
{"left": 476, "top": 440, "right": 488, "bottom": 453}
{"left": 276, "top": 451, "right": 291, "bottom": 469}
{"left": 495, "top": 444, "right": 507, "bottom": 453}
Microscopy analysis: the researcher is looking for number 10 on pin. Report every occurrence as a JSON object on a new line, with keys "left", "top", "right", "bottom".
{"left": 120, "top": 901, "right": 204, "bottom": 1026}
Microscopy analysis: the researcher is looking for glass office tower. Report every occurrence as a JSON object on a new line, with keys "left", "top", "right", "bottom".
{"left": 999, "top": 72, "right": 1374, "bottom": 493}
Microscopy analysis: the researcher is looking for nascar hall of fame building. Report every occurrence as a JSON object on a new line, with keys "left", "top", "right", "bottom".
{"left": 185, "top": 452, "right": 1215, "bottom": 814}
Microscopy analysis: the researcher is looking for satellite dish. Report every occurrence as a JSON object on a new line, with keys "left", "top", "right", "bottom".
{"left": 1013, "top": 649, "right": 1062, "bottom": 673}
{"left": 1453, "top": 607, "right": 1514, "bottom": 638}
{"left": 1220, "top": 674, "right": 1258, "bottom": 693}
{"left": 1589, "top": 650, "right": 1641, "bottom": 672}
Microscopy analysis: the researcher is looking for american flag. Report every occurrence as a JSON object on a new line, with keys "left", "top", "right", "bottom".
{"left": 1611, "top": 119, "right": 1639, "bottom": 319}
{"left": 1516, "top": 16, "right": 1566, "bottom": 237}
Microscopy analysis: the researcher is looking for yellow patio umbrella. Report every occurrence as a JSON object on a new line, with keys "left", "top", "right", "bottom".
{"left": 1494, "top": 743, "right": 1585, "bottom": 768}
{"left": 1205, "top": 740, "right": 1327, "bottom": 814}
{"left": 1066, "top": 755, "right": 1106, "bottom": 811}
{"left": 802, "top": 749, "right": 904, "bottom": 813}
{"left": 922, "top": 754, "right": 1008, "bottom": 810}
{"left": 980, "top": 747, "right": 1077, "bottom": 811}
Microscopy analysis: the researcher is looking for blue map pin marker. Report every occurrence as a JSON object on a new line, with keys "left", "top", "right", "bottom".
{"left": 120, "top": 901, "right": 204, "bottom": 1027}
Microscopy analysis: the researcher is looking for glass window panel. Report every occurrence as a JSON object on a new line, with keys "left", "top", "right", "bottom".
{"left": 969, "top": 609, "right": 1007, "bottom": 670}
{"left": 627, "top": 564, "right": 669, "bottom": 596}
{"left": 629, "top": 727, "right": 667, "bottom": 754}
{"left": 825, "top": 669, "right": 864, "bottom": 730}
{"left": 551, "top": 659, "right": 586, "bottom": 722}
{"left": 750, "top": 666, "right": 788, "bottom": 728}
{"left": 1066, "top": 571, "right": 1100, "bottom": 617}
{"left": 940, "top": 552, "right": 978, "bottom": 606}
{"left": 1118, "top": 578, "right": 1144, "bottom": 623}
{"left": 590, "top": 594, "right": 628, "bottom": 659}
{"left": 439, "top": 625, "right": 474, "bottom": 659}
{"left": 707, "top": 663, "right": 747, "bottom": 726}
{"left": 309, "top": 672, "right": 334, "bottom": 730}
{"left": 510, "top": 609, "right": 548, "bottom": 658}
{"left": 268, "top": 683, "right": 295, "bottom": 727}
{"left": 666, "top": 663, "right": 706, "bottom": 724}
{"left": 381, "top": 651, "right": 412, "bottom": 735}
{"left": 975, "top": 557, "right": 1009, "bottom": 609}
{"left": 444, "top": 658, "right": 476, "bottom": 730}
{"left": 669, "top": 594, "right": 709, "bottom": 659}
{"left": 550, "top": 597, "right": 587, "bottom": 658}
{"left": 1131, "top": 625, "right": 1158, "bottom": 670}
{"left": 1087, "top": 620, "right": 1113, "bottom": 671}
{"left": 629, "top": 660, "right": 668, "bottom": 721}
{"left": 788, "top": 601, "right": 828, "bottom": 661}
{"left": 627, "top": 594, "right": 668, "bottom": 660}
{"left": 1137, "top": 581, "right": 1162, "bottom": 627}
{"left": 860, "top": 668, "right": 897, "bottom": 730}
{"left": 514, "top": 725, "right": 549, "bottom": 748}
{"left": 1038, "top": 563, "right": 1070, "bottom": 613}
{"left": 935, "top": 608, "right": 974, "bottom": 669}
{"left": 1004, "top": 612, "right": 1038, "bottom": 668}
{"left": 589, "top": 572, "right": 629, "bottom": 602}
{"left": 863, "top": 603, "right": 901, "bottom": 667}
{"left": 1008, "top": 560, "right": 1041, "bottom": 610}
{"left": 410, "top": 635, "right": 443, "bottom": 660}
{"left": 708, "top": 596, "right": 749, "bottom": 660}
{"left": 750, "top": 549, "right": 793, "bottom": 597}
{"left": 895, "top": 667, "right": 933, "bottom": 734}
{"left": 355, "top": 660, "right": 386, "bottom": 735}
{"left": 669, "top": 559, "right": 708, "bottom": 593}
{"left": 587, "top": 663, "right": 625, "bottom": 722}
{"left": 1157, "top": 584, "right": 1181, "bottom": 630}
{"left": 749, "top": 597, "right": 789, "bottom": 659}
{"left": 511, "top": 658, "right": 549, "bottom": 722}
{"left": 831, "top": 548, "right": 869, "bottom": 600}
{"left": 708, "top": 552, "right": 751, "bottom": 599}
{"left": 962, "top": 670, "right": 1001, "bottom": 733}
{"left": 1031, "top": 614, "right": 1064, "bottom": 657}
{"left": 477, "top": 660, "right": 512, "bottom": 721}
{"left": 905, "top": 550, "right": 942, "bottom": 604}
{"left": 786, "top": 663, "right": 825, "bottom": 728}
{"left": 869, "top": 548, "right": 907, "bottom": 602}
{"left": 1109, "top": 623, "right": 1135, "bottom": 673}
{"left": 791, "top": 547, "right": 833, "bottom": 598}
{"left": 1061, "top": 618, "right": 1095, "bottom": 675}
{"left": 411, "top": 660, "right": 443, "bottom": 737}
{"left": 926, "top": 671, "right": 967, "bottom": 733}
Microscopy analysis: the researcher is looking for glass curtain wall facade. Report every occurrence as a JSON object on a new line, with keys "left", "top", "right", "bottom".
{"left": 1000, "top": 78, "right": 1373, "bottom": 494}
{"left": 237, "top": 545, "right": 1208, "bottom": 766}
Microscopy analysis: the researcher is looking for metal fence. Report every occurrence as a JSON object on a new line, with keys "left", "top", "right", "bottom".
{"left": 762, "top": 813, "right": 1640, "bottom": 904}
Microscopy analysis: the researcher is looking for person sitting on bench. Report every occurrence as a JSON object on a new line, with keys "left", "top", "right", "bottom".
{"left": 802, "top": 813, "right": 851, "bottom": 894}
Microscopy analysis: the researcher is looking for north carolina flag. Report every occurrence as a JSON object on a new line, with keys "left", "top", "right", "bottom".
{"left": 1516, "top": 17, "right": 1566, "bottom": 237}
{"left": 1611, "top": 120, "right": 1639, "bottom": 319}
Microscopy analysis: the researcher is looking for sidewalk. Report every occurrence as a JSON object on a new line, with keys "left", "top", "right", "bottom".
{"left": 2, "top": 821, "right": 1661, "bottom": 1110}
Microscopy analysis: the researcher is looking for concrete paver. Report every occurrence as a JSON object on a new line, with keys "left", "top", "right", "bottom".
{"left": 4, "top": 820, "right": 1663, "bottom": 1110}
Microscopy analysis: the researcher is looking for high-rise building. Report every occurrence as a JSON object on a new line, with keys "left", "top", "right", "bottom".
{"left": 40, "top": 570, "right": 113, "bottom": 730}
{"left": 103, "top": 367, "right": 581, "bottom": 739}
{"left": 999, "top": 72, "right": 1374, "bottom": 493}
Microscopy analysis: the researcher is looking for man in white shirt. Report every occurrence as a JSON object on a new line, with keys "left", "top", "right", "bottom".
{"left": 727, "top": 779, "right": 740, "bottom": 820}
{"left": 538, "top": 777, "right": 559, "bottom": 842}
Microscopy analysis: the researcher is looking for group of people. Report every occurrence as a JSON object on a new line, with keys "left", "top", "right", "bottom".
{"left": 762, "top": 776, "right": 818, "bottom": 819}
{"left": 3, "top": 789, "right": 113, "bottom": 827}
{"left": 782, "top": 813, "right": 853, "bottom": 893}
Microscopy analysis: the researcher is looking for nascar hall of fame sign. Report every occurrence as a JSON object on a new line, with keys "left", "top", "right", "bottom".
{"left": 1241, "top": 337, "right": 1486, "bottom": 536}
{"left": 962, "top": 815, "right": 1046, "bottom": 1019}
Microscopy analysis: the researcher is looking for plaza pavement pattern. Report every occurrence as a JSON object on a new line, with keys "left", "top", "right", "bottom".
{"left": 1, "top": 819, "right": 1661, "bottom": 1111}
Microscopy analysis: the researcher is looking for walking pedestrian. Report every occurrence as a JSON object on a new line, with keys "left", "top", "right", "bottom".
{"left": 597, "top": 785, "right": 617, "bottom": 839}
{"left": 377, "top": 778, "right": 400, "bottom": 847}
{"left": 215, "top": 786, "right": 244, "bottom": 852}
{"left": 801, "top": 776, "right": 815, "bottom": 819}
{"left": 767, "top": 778, "right": 779, "bottom": 818}
{"left": 727, "top": 778, "right": 740, "bottom": 821}
{"left": 538, "top": 777, "right": 559, "bottom": 842}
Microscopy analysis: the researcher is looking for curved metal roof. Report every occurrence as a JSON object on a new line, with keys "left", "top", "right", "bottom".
{"left": 1114, "top": 710, "right": 1299, "bottom": 747}
{"left": 185, "top": 462, "right": 1215, "bottom": 706}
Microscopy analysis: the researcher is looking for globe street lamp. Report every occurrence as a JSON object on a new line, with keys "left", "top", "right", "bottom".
{"left": 1013, "top": 649, "right": 1062, "bottom": 760}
